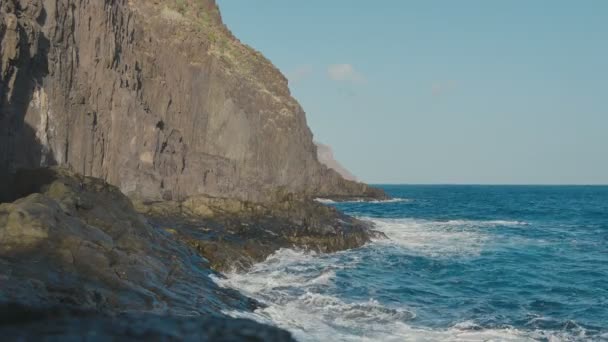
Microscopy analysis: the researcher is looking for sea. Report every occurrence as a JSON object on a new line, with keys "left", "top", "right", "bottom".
{"left": 212, "top": 185, "right": 608, "bottom": 341}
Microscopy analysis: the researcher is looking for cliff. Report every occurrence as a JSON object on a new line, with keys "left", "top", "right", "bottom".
{"left": 316, "top": 142, "right": 358, "bottom": 182}
{"left": 0, "top": 167, "right": 380, "bottom": 338}
{"left": 0, "top": 167, "right": 295, "bottom": 340}
{"left": 0, "top": 0, "right": 385, "bottom": 202}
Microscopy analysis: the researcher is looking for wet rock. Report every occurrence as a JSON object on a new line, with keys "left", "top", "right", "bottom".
{"left": 315, "top": 141, "right": 358, "bottom": 181}
{"left": 137, "top": 193, "right": 383, "bottom": 272}
{"left": 0, "top": 168, "right": 292, "bottom": 339}
{"left": 0, "top": 303, "right": 295, "bottom": 341}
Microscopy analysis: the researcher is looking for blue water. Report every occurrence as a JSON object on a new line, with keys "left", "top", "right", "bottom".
{"left": 215, "top": 186, "right": 608, "bottom": 341}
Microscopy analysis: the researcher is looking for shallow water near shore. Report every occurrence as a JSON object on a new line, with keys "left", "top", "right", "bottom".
{"left": 214, "top": 185, "right": 608, "bottom": 341}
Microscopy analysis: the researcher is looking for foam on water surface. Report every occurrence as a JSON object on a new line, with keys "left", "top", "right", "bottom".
{"left": 216, "top": 186, "right": 608, "bottom": 341}
{"left": 315, "top": 198, "right": 411, "bottom": 204}
{"left": 213, "top": 247, "right": 579, "bottom": 342}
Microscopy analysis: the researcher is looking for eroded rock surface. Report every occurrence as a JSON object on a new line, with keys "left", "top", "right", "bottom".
{"left": 0, "top": 0, "right": 385, "bottom": 202}
{"left": 136, "top": 193, "right": 384, "bottom": 271}
{"left": 1, "top": 0, "right": 387, "bottom": 338}
{"left": 0, "top": 304, "right": 294, "bottom": 341}
{"left": 0, "top": 167, "right": 383, "bottom": 339}
{"left": 316, "top": 142, "right": 358, "bottom": 182}
{"left": 0, "top": 168, "right": 295, "bottom": 340}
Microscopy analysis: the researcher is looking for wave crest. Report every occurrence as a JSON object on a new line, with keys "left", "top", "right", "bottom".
{"left": 315, "top": 198, "right": 411, "bottom": 204}
{"left": 214, "top": 247, "right": 591, "bottom": 342}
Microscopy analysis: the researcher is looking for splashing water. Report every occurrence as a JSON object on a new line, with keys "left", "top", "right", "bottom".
{"left": 215, "top": 185, "right": 608, "bottom": 341}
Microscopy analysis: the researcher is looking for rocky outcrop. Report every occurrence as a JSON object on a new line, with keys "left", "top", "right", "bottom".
{"left": 0, "top": 167, "right": 382, "bottom": 339}
{"left": 135, "top": 193, "right": 383, "bottom": 271}
{"left": 1, "top": 1, "right": 387, "bottom": 338}
{"left": 0, "top": 168, "right": 255, "bottom": 314}
{"left": 0, "top": 167, "right": 295, "bottom": 340}
{"left": 0, "top": 0, "right": 385, "bottom": 202}
{"left": 316, "top": 142, "right": 358, "bottom": 182}
{"left": 0, "top": 304, "right": 294, "bottom": 341}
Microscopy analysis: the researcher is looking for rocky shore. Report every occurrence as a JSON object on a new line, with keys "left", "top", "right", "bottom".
{"left": 0, "top": 0, "right": 386, "bottom": 203}
{"left": 138, "top": 195, "right": 383, "bottom": 272}
{"left": 1, "top": 0, "right": 387, "bottom": 339}
{"left": 0, "top": 168, "right": 383, "bottom": 339}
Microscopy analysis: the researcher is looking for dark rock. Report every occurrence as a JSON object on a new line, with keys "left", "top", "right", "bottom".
{"left": 0, "top": 0, "right": 389, "bottom": 338}
{"left": 0, "top": 303, "right": 295, "bottom": 341}
{"left": 136, "top": 193, "right": 383, "bottom": 272}
{"left": 0, "top": 168, "right": 293, "bottom": 339}
{"left": 315, "top": 141, "right": 358, "bottom": 181}
{"left": 0, "top": 0, "right": 386, "bottom": 203}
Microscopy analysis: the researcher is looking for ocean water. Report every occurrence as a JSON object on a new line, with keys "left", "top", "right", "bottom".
{"left": 213, "top": 185, "right": 608, "bottom": 341}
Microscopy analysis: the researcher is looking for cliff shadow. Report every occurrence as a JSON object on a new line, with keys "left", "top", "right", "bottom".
{"left": 0, "top": 6, "right": 54, "bottom": 203}
{"left": 0, "top": 124, "right": 57, "bottom": 203}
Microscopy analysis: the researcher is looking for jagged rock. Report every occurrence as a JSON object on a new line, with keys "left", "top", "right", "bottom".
{"left": 0, "top": 167, "right": 383, "bottom": 338}
{"left": 0, "top": 0, "right": 388, "bottom": 338}
{"left": 0, "top": 0, "right": 385, "bottom": 202}
{"left": 0, "top": 304, "right": 295, "bottom": 341}
{"left": 136, "top": 193, "right": 384, "bottom": 272}
{"left": 0, "top": 169, "right": 294, "bottom": 340}
{"left": 316, "top": 142, "right": 358, "bottom": 181}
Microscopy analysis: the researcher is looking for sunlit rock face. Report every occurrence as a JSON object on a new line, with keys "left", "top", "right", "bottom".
{"left": 315, "top": 142, "right": 358, "bottom": 182}
{"left": 0, "top": 0, "right": 384, "bottom": 202}
{"left": 0, "top": 167, "right": 295, "bottom": 340}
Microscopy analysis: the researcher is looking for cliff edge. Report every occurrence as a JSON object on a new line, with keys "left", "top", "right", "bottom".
{"left": 0, "top": 167, "right": 294, "bottom": 340}
{"left": 0, "top": 0, "right": 385, "bottom": 202}
{"left": 316, "top": 142, "right": 358, "bottom": 182}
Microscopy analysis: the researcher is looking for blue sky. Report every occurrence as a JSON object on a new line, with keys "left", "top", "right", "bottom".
{"left": 218, "top": 0, "right": 608, "bottom": 184}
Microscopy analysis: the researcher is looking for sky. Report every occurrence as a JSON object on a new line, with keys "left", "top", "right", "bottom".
{"left": 217, "top": 0, "right": 608, "bottom": 184}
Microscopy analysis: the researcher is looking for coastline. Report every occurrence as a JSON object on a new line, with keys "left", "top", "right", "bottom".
{"left": 0, "top": 167, "right": 384, "bottom": 339}
{"left": 213, "top": 187, "right": 608, "bottom": 341}
{"left": 0, "top": 0, "right": 388, "bottom": 339}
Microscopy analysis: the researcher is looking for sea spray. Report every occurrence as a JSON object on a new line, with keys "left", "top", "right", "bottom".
{"left": 216, "top": 185, "right": 608, "bottom": 341}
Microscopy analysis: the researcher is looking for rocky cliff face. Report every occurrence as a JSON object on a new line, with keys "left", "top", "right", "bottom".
{"left": 316, "top": 142, "right": 358, "bottom": 182}
{"left": 0, "top": 0, "right": 384, "bottom": 202}
{"left": 0, "top": 167, "right": 295, "bottom": 340}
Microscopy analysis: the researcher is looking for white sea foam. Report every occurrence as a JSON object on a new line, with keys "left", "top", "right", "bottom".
{"left": 212, "top": 249, "right": 345, "bottom": 298}
{"left": 226, "top": 306, "right": 556, "bottom": 341}
{"left": 365, "top": 218, "right": 489, "bottom": 258}
{"left": 361, "top": 217, "right": 531, "bottom": 258}
{"left": 213, "top": 248, "right": 574, "bottom": 342}
{"left": 315, "top": 197, "right": 411, "bottom": 204}
{"left": 211, "top": 218, "right": 585, "bottom": 341}
{"left": 441, "top": 219, "right": 529, "bottom": 227}
{"left": 314, "top": 198, "right": 336, "bottom": 204}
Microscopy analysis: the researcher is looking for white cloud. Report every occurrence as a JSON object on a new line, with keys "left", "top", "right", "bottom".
{"left": 431, "top": 80, "right": 457, "bottom": 97}
{"left": 327, "top": 64, "right": 365, "bottom": 83}
{"left": 287, "top": 65, "right": 313, "bottom": 83}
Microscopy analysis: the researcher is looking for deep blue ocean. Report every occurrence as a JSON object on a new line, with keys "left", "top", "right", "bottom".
{"left": 214, "top": 185, "right": 608, "bottom": 341}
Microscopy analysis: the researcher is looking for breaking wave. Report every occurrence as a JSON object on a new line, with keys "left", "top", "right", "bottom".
{"left": 315, "top": 198, "right": 411, "bottom": 204}
{"left": 213, "top": 185, "right": 607, "bottom": 341}
{"left": 213, "top": 247, "right": 585, "bottom": 342}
